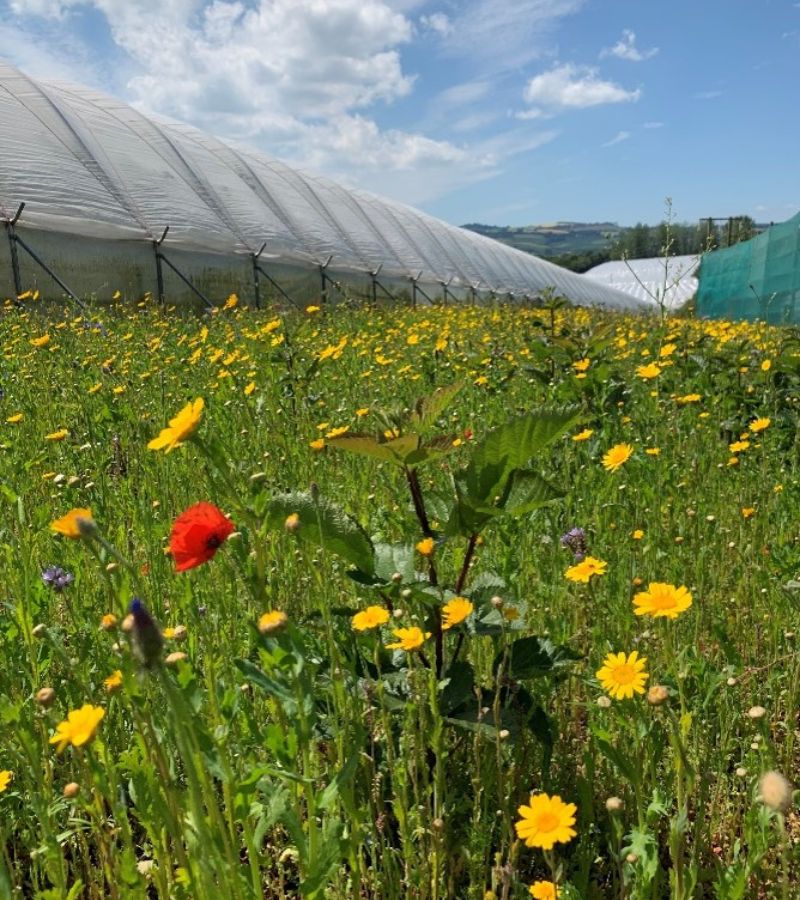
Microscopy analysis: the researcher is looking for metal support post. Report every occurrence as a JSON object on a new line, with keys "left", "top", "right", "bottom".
{"left": 3, "top": 202, "right": 87, "bottom": 311}
{"left": 252, "top": 242, "right": 266, "bottom": 309}
{"left": 153, "top": 226, "right": 169, "bottom": 305}
{"left": 153, "top": 226, "right": 213, "bottom": 311}
{"left": 319, "top": 255, "right": 333, "bottom": 304}
{"left": 4, "top": 202, "right": 25, "bottom": 299}
{"left": 439, "top": 277, "right": 453, "bottom": 306}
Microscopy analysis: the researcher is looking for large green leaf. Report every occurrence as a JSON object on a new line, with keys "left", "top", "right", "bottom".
{"left": 463, "top": 405, "right": 581, "bottom": 507}
{"left": 409, "top": 382, "right": 464, "bottom": 432}
{"left": 329, "top": 431, "right": 456, "bottom": 468}
{"left": 265, "top": 491, "right": 374, "bottom": 575}
{"left": 498, "top": 636, "right": 581, "bottom": 680}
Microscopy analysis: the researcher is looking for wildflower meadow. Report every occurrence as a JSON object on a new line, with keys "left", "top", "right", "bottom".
{"left": 1, "top": 296, "right": 799, "bottom": 898}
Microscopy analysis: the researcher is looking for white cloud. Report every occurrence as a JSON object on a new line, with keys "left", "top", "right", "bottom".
{"left": 523, "top": 63, "right": 641, "bottom": 111}
{"left": 643, "top": 121, "right": 664, "bottom": 129}
{"left": 3, "top": 0, "right": 565, "bottom": 205}
{"left": 601, "top": 29, "right": 658, "bottom": 62}
{"left": 420, "top": 12, "right": 452, "bottom": 37}
{"left": 436, "top": 0, "right": 586, "bottom": 69}
{"left": 694, "top": 89, "right": 723, "bottom": 100}
{"left": 601, "top": 130, "right": 630, "bottom": 147}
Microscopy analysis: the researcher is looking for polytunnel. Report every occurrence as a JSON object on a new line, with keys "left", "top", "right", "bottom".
{"left": 0, "top": 60, "right": 644, "bottom": 311}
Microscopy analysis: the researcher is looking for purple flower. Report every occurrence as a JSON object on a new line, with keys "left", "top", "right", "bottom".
{"left": 41, "top": 566, "right": 74, "bottom": 592}
{"left": 560, "top": 527, "right": 588, "bottom": 561}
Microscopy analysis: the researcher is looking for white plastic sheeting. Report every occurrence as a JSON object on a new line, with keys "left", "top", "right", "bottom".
{"left": 0, "top": 60, "right": 644, "bottom": 310}
{"left": 584, "top": 255, "right": 699, "bottom": 310}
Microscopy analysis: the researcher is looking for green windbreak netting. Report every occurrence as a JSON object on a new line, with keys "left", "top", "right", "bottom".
{"left": 696, "top": 213, "right": 800, "bottom": 323}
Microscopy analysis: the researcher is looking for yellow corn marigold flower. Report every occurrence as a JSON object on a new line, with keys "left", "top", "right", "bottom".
{"left": 356, "top": 407, "right": 370, "bottom": 417}
{"left": 45, "top": 428, "right": 69, "bottom": 441}
{"left": 223, "top": 293, "right": 238, "bottom": 309}
{"left": 632, "top": 529, "right": 644, "bottom": 540}
{"left": 659, "top": 343, "right": 677, "bottom": 358}
{"left": 0, "top": 770, "right": 11, "bottom": 793}
{"left": 633, "top": 582, "right": 692, "bottom": 619}
{"left": 306, "top": 305, "right": 320, "bottom": 313}
{"left": 88, "top": 382, "right": 102, "bottom": 394}
{"left": 749, "top": 417, "right": 771, "bottom": 433}
{"left": 49, "top": 704, "right": 105, "bottom": 753}
{"left": 761, "top": 359, "right": 772, "bottom": 372}
{"left": 284, "top": 513, "right": 301, "bottom": 532}
{"left": 636, "top": 363, "right": 661, "bottom": 379}
{"left": 645, "top": 447, "right": 661, "bottom": 456}
{"left": 565, "top": 556, "right": 607, "bottom": 583}
{"left": 325, "top": 425, "right": 349, "bottom": 439}
{"left": 244, "top": 381, "right": 256, "bottom": 396}
{"left": 51, "top": 508, "right": 94, "bottom": 539}
{"left": 386, "top": 626, "right": 430, "bottom": 651}
{"left": 309, "top": 438, "right": 326, "bottom": 451}
{"left": 258, "top": 610, "right": 288, "bottom": 635}
{"left": 104, "top": 670, "right": 123, "bottom": 693}
{"left": 416, "top": 537, "right": 435, "bottom": 557}
{"left": 441, "top": 597, "right": 474, "bottom": 630}
{"left": 148, "top": 398, "right": 204, "bottom": 452}
{"left": 515, "top": 792, "right": 577, "bottom": 850}
{"left": 741, "top": 507, "right": 755, "bottom": 519}
{"left": 676, "top": 394, "right": 701, "bottom": 404}
{"left": 572, "top": 358, "right": 590, "bottom": 372}
{"left": 729, "top": 440, "right": 750, "bottom": 453}
{"left": 352, "top": 606, "right": 390, "bottom": 631}
{"left": 100, "top": 613, "right": 118, "bottom": 631}
{"left": 602, "top": 443, "right": 633, "bottom": 471}
{"left": 6, "top": 413, "right": 23, "bottom": 423}
{"left": 572, "top": 428, "right": 594, "bottom": 442}
{"left": 530, "top": 881, "right": 560, "bottom": 899}
{"left": 596, "top": 651, "right": 648, "bottom": 700}
{"left": 31, "top": 334, "right": 50, "bottom": 348}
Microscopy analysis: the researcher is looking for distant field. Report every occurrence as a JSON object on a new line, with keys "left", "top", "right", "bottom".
{"left": 1, "top": 298, "right": 798, "bottom": 898}
{"left": 463, "top": 222, "right": 624, "bottom": 257}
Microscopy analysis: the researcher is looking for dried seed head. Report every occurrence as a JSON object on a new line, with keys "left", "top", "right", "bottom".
{"left": 747, "top": 705, "right": 767, "bottom": 720}
{"left": 605, "top": 796, "right": 624, "bottom": 812}
{"left": 759, "top": 771, "right": 793, "bottom": 811}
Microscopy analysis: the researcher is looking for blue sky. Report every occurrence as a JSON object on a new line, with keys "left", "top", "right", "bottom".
{"left": 1, "top": 0, "right": 798, "bottom": 227}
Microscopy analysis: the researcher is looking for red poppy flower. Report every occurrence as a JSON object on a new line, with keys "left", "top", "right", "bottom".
{"left": 169, "top": 502, "right": 234, "bottom": 572}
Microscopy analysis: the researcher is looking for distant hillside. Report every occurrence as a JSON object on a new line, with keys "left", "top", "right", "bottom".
{"left": 462, "top": 218, "right": 764, "bottom": 273}
{"left": 462, "top": 221, "right": 624, "bottom": 258}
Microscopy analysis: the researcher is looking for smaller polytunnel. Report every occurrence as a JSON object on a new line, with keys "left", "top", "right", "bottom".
{"left": 584, "top": 256, "right": 699, "bottom": 311}
{"left": 0, "top": 60, "right": 644, "bottom": 311}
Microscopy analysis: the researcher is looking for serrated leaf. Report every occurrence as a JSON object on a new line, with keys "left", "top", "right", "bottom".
{"left": 410, "top": 382, "right": 464, "bottom": 431}
{"left": 500, "top": 468, "right": 566, "bottom": 516}
{"left": 464, "top": 405, "right": 581, "bottom": 506}
{"left": 499, "top": 635, "right": 581, "bottom": 680}
{"left": 265, "top": 491, "right": 374, "bottom": 575}
{"left": 328, "top": 433, "right": 421, "bottom": 465}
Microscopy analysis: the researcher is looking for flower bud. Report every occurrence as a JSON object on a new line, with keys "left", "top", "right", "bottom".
{"left": 36, "top": 687, "right": 56, "bottom": 707}
{"left": 605, "top": 796, "right": 624, "bottom": 812}
{"left": 63, "top": 782, "right": 80, "bottom": 799}
{"left": 165, "top": 651, "right": 188, "bottom": 667}
{"left": 747, "top": 705, "right": 767, "bottom": 720}
{"left": 490, "top": 595, "right": 503, "bottom": 608}
{"left": 32, "top": 624, "right": 47, "bottom": 638}
{"left": 647, "top": 685, "right": 670, "bottom": 706}
{"left": 100, "top": 613, "right": 118, "bottom": 631}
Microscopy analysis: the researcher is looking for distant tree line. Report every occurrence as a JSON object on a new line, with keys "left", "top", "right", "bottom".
{"left": 551, "top": 216, "right": 758, "bottom": 273}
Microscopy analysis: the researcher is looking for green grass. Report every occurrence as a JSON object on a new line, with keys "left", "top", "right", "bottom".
{"left": 0, "top": 298, "right": 799, "bottom": 899}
